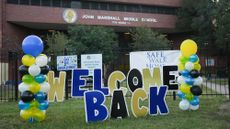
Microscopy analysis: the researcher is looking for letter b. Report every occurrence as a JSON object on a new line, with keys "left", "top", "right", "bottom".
{"left": 84, "top": 91, "right": 108, "bottom": 123}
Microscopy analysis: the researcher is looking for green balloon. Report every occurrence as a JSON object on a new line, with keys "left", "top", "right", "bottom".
{"left": 186, "top": 93, "right": 194, "bottom": 101}
{"left": 180, "top": 56, "right": 189, "bottom": 64}
{"left": 22, "top": 74, "right": 34, "bottom": 83}
{"left": 30, "top": 100, "right": 39, "bottom": 108}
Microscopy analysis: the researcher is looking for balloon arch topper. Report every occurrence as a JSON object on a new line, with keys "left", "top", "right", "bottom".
{"left": 177, "top": 39, "right": 203, "bottom": 110}
{"left": 18, "top": 35, "right": 50, "bottom": 123}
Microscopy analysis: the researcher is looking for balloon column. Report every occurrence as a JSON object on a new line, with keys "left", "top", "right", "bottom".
{"left": 18, "top": 35, "right": 50, "bottom": 122}
{"left": 177, "top": 39, "right": 203, "bottom": 111}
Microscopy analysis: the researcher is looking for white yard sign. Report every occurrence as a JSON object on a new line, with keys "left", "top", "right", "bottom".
{"left": 81, "top": 54, "right": 102, "bottom": 76}
{"left": 130, "top": 50, "right": 180, "bottom": 71}
{"left": 57, "top": 55, "right": 78, "bottom": 71}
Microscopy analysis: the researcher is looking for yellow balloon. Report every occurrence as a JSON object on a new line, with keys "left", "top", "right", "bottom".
{"left": 180, "top": 39, "right": 198, "bottom": 58}
{"left": 22, "top": 55, "right": 35, "bottom": 66}
{"left": 178, "top": 63, "right": 185, "bottom": 71}
{"left": 179, "top": 84, "right": 191, "bottom": 94}
{"left": 194, "top": 63, "right": 201, "bottom": 71}
{"left": 20, "top": 110, "right": 32, "bottom": 121}
{"left": 29, "top": 82, "right": 41, "bottom": 93}
{"left": 33, "top": 110, "right": 46, "bottom": 122}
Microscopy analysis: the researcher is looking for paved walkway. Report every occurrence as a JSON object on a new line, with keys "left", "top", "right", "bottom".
{"left": 203, "top": 81, "right": 229, "bottom": 98}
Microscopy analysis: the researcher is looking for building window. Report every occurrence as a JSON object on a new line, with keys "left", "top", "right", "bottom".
{"left": 7, "top": 0, "right": 19, "bottom": 4}
{"left": 53, "top": 0, "right": 61, "bottom": 7}
{"left": 108, "top": 3, "right": 118, "bottom": 11}
{"left": 7, "top": 0, "right": 178, "bottom": 15}
{"left": 91, "top": 2, "right": 99, "bottom": 10}
{"left": 62, "top": 0, "right": 71, "bottom": 8}
{"left": 206, "top": 58, "right": 215, "bottom": 66}
{"left": 100, "top": 3, "right": 108, "bottom": 10}
{"left": 82, "top": 1, "right": 90, "bottom": 9}
{"left": 19, "top": 0, "right": 29, "bottom": 5}
{"left": 126, "top": 4, "right": 133, "bottom": 12}
{"left": 41, "top": 0, "right": 51, "bottom": 6}
{"left": 118, "top": 4, "right": 126, "bottom": 12}
{"left": 31, "top": 0, "right": 40, "bottom": 6}
{"left": 142, "top": 5, "right": 151, "bottom": 13}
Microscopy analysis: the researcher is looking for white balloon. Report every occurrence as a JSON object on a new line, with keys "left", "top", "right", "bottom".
{"left": 40, "top": 82, "right": 50, "bottom": 93}
{"left": 18, "top": 83, "right": 29, "bottom": 93}
{"left": 185, "top": 62, "right": 194, "bottom": 71}
{"left": 28, "top": 64, "right": 41, "bottom": 76}
{"left": 189, "top": 104, "right": 199, "bottom": 110}
{"left": 36, "top": 54, "right": 48, "bottom": 67}
{"left": 177, "top": 76, "right": 185, "bottom": 85}
{"left": 179, "top": 99, "right": 190, "bottom": 110}
{"left": 194, "top": 77, "right": 203, "bottom": 86}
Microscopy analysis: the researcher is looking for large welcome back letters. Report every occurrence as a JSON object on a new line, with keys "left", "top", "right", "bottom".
{"left": 72, "top": 66, "right": 177, "bottom": 123}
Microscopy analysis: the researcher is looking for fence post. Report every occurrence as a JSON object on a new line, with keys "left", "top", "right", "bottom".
{"left": 14, "top": 52, "right": 18, "bottom": 101}
{"left": 64, "top": 48, "right": 69, "bottom": 100}
{"left": 227, "top": 42, "right": 230, "bottom": 100}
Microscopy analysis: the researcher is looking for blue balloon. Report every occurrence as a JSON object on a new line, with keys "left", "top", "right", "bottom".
{"left": 177, "top": 91, "right": 185, "bottom": 99}
{"left": 185, "top": 77, "right": 194, "bottom": 85}
{"left": 18, "top": 100, "right": 30, "bottom": 110}
{"left": 22, "top": 35, "right": 44, "bottom": 57}
{"left": 35, "top": 92, "right": 47, "bottom": 103}
{"left": 180, "top": 70, "right": 190, "bottom": 77}
{"left": 39, "top": 101, "right": 49, "bottom": 110}
{"left": 190, "top": 96, "right": 200, "bottom": 106}
{"left": 189, "top": 54, "right": 199, "bottom": 63}
{"left": 34, "top": 74, "right": 46, "bottom": 83}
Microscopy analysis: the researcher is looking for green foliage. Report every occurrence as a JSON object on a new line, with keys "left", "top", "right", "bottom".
{"left": 215, "top": 0, "right": 230, "bottom": 50}
{"left": 45, "top": 31, "right": 68, "bottom": 54}
{"left": 67, "top": 25, "right": 118, "bottom": 64}
{"left": 130, "top": 27, "right": 170, "bottom": 51}
{"left": 45, "top": 31, "right": 68, "bottom": 69}
{"left": 177, "top": 0, "right": 216, "bottom": 47}
{"left": 177, "top": 0, "right": 230, "bottom": 50}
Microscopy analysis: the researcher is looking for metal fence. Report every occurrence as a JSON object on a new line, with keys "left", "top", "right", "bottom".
{"left": 0, "top": 48, "right": 19, "bottom": 101}
{"left": 0, "top": 47, "right": 229, "bottom": 102}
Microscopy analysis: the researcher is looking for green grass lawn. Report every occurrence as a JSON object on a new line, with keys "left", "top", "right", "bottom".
{"left": 0, "top": 96, "right": 230, "bottom": 129}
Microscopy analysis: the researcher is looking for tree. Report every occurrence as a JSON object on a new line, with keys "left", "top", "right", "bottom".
{"left": 45, "top": 31, "right": 68, "bottom": 69}
{"left": 215, "top": 0, "right": 230, "bottom": 51}
{"left": 177, "top": 0, "right": 230, "bottom": 50}
{"left": 67, "top": 25, "right": 118, "bottom": 64}
{"left": 130, "top": 27, "right": 170, "bottom": 51}
{"left": 176, "top": 0, "right": 216, "bottom": 48}
{"left": 45, "top": 31, "right": 68, "bottom": 54}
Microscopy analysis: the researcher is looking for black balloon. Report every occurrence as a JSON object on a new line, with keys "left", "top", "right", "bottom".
{"left": 190, "top": 86, "right": 202, "bottom": 96}
{"left": 190, "top": 70, "right": 200, "bottom": 78}
{"left": 19, "top": 65, "right": 29, "bottom": 75}
{"left": 21, "top": 91, "right": 35, "bottom": 103}
{"left": 40, "top": 65, "right": 50, "bottom": 74}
